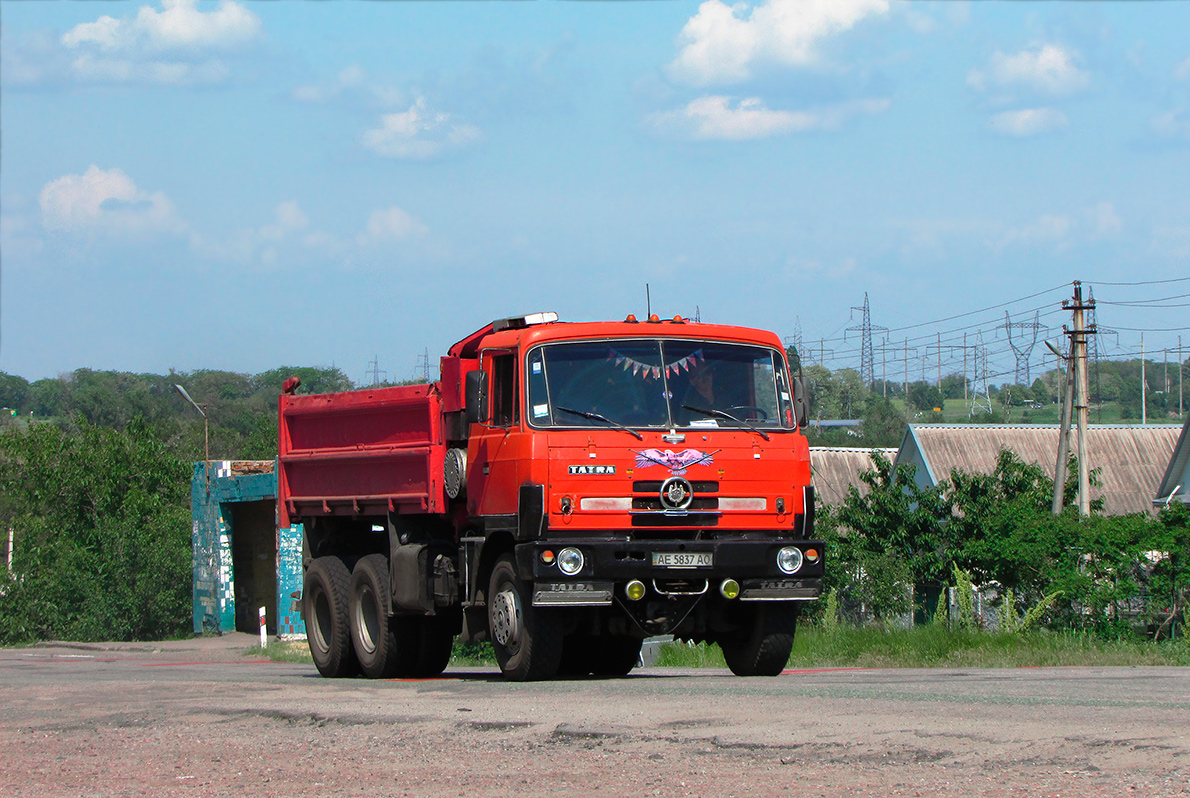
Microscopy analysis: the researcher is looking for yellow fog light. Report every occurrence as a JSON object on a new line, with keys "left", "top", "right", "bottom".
{"left": 719, "top": 579, "right": 740, "bottom": 600}
{"left": 625, "top": 580, "right": 647, "bottom": 601}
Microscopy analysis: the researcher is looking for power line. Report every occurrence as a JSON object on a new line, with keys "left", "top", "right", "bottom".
{"left": 1090, "top": 276, "right": 1190, "bottom": 287}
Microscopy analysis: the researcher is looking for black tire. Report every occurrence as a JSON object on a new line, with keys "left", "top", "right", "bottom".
{"left": 591, "top": 635, "right": 643, "bottom": 676}
{"left": 413, "top": 615, "right": 456, "bottom": 678}
{"left": 349, "top": 554, "right": 409, "bottom": 679}
{"left": 304, "top": 556, "right": 359, "bottom": 678}
{"left": 721, "top": 604, "right": 799, "bottom": 677}
{"left": 557, "top": 634, "right": 594, "bottom": 677}
{"left": 487, "top": 554, "right": 563, "bottom": 681}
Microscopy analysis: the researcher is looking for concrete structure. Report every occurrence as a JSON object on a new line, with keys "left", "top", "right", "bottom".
{"left": 1155, "top": 414, "right": 1190, "bottom": 507}
{"left": 190, "top": 460, "right": 305, "bottom": 639}
{"left": 810, "top": 447, "right": 898, "bottom": 508}
{"left": 896, "top": 424, "right": 1183, "bottom": 516}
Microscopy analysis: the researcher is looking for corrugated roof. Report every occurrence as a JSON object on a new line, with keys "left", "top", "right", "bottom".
{"left": 810, "top": 447, "right": 898, "bottom": 508}
{"left": 1155, "top": 415, "right": 1190, "bottom": 505}
{"left": 899, "top": 424, "right": 1182, "bottom": 516}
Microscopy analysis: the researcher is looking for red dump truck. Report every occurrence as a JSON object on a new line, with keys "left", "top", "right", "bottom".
{"left": 279, "top": 312, "right": 822, "bottom": 681}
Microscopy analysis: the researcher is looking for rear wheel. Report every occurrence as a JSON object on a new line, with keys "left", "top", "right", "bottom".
{"left": 721, "top": 604, "right": 798, "bottom": 677}
{"left": 488, "top": 554, "right": 563, "bottom": 681}
{"left": 304, "top": 556, "right": 359, "bottom": 678}
{"left": 350, "top": 554, "right": 409, "bottom": 679}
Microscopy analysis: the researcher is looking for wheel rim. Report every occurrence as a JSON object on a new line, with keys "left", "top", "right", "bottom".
{"left": 355, "top": 583, "right": 379, "bottom": 655}
{"left": 490, "top": 586, "right": 522, "bottom": 652}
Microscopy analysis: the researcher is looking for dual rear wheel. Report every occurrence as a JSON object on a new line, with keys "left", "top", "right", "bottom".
{"left": 303, "top": 554, "right": 453, "bottom": 679}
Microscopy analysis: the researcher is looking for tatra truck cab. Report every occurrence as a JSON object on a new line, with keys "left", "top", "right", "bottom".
{"left": 279, "top": 313, "right": 822, "bottom": 681}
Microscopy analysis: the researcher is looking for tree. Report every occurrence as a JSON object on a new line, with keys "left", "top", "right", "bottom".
{"left": 860, "top": 395, "right": 906, "bottom": 448}
{"left": 907, "top": 381, "right": 944, "bottom": 413}
{"left": 0, "top": 372, "right": 29, "bottom": 412}
{"left": 940, "top": 372, "right": 967, "bottom": 400}
{"left": 0, "top": 419, "right": 191, "bottom": 643}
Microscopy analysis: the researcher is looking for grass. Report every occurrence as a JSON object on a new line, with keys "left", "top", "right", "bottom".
{"left": 249, "top": 640, "right": 314, "bottom": 662}
{"left": 658, "top": 625, "right": 1190, "bottom": 669}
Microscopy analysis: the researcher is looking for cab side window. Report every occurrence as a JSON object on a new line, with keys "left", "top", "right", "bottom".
{"left": 491, "top": 353, "right": 518, "bottom": 427}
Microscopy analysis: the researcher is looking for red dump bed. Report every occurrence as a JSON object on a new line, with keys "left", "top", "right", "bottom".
{"left": 277, "top": 383, "right": 446, "bottom": 528}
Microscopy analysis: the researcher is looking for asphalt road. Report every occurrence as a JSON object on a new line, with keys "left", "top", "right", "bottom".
{"left": 2, "top": 634, "right": 1189, "bottom": 797}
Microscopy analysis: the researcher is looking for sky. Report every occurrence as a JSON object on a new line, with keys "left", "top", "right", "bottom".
{"left": 2, "top": 0, "right": 1188, "bottom": 388}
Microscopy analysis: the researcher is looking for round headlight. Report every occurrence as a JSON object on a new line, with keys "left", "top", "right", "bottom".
{"left": 777, "top": 546, "right": 803, "bottom": 575}
{"left": 557, "top": 547, "right": 584, "bottom": 575}
{"left": 625, "top": 580, "right": 646, "bottom": 601}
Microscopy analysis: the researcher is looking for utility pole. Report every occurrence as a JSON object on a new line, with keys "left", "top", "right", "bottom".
{"left": 1142, "top": 333, "right": 1147, "bottom": 426}
{"left": 881, "top": 337, "right": 887, "bottom": 398}
{"left": 1049, "top": 338, "right": 1074, "bottom": 515}
{"left": 963, "top": 332, "right": 968, "bottom": 402}
{"left": 937, "top": 332, "right": 942, "bottom": 387}
{"left": 1063, "top": 282, "right": 1095, "bottom": 517}
{"left": 1180, "top": 335, "right": 1184, "bottom": 417}
{"left": 903, "top": 339, "right": 909, "bottom": 397}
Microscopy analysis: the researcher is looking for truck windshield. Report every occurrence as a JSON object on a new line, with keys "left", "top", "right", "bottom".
{"left": 526, "top": 340, "right": 794, "bottom": 430}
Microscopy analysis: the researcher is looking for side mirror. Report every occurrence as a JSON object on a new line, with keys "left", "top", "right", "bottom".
{"left": 792, "top": 376, "right": 810, "bottom": 429}
{"left": 465, "top": 370, "right": 489, "bottom": 425}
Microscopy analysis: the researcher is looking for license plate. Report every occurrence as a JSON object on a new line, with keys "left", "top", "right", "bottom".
{"left": 652, "top": 552, "right": 713, "bottom": 568}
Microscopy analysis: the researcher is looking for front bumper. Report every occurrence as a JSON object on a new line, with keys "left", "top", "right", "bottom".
{"left": 517, "top": 537, "right": 824, "bottom": 606}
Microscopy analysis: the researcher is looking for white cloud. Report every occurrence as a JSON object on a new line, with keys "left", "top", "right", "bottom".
{"left": 63, "top": 0, "right": 260, "bottom": 52}
{"left": 1175, "top": 57, "right": 1190, "bottom": 82}
{"left": 54, "top": 0, "right": 260, "bottom": 85}
{"left": 967, "top": 44, "right": 1089, "bottom": 95}
{"left": 649, "top": 95, "right": 889, "bottom": 140}
{"left": 361, "top": 98, "right": 482, "bottom": 160}
{"left": 293, "top": 65, "right": 407, "bottom": 107}
{"left": 39, "top": 166, "right": 183, "bottom": 235}
{"left": 999, "top": 214, "right": 1072, "bottom": 250}
{"left": 1151, "top": 109, "right": 1190, "bottom": 140}
{"left": 1086, "top": 202, "right": 1122, "bottom": 237}
{"left": 667, "top": 0, "right": 889, "bottom": 86}
{"left": 259, "top": 201, "right": 308, "bottom": 242}
{"left": 356, "top": 207, "right": 428, "bottom": 247}
{"left": 989, "top": 108, "right": 1068, "bottom": 137}
{"left": 997, "top": 203, "right": 1120, "bottom": 251}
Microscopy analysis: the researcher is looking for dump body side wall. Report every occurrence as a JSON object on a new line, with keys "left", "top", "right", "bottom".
{"left": 278, "top": 383, "right": 446, "bottom": 528}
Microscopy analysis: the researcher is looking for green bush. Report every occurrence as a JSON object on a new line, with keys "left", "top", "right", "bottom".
{"left": 0, "top": 419, "right": 191, "bottom": 643}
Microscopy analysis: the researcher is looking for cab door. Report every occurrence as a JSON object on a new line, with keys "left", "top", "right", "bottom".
{"left": 466, "top": 350, "right": 521, "bottom": 517}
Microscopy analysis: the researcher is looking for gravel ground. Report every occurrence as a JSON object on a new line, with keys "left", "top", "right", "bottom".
{"left": 2, "top": 634, "right": 1189, "bottom": 797}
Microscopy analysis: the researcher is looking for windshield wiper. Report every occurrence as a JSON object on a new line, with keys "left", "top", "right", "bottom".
{"left": 681, "top": 405, "right": 770, "bottom": 441}
{"left": 556, "top": 406, "right": 644, "bottom": 440}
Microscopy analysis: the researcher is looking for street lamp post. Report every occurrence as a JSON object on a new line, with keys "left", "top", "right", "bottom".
{"left": 176, "top": 384, "right": 221, "bottom": 635}
{"left": 174, "top": 384, "right": 209, "bottom": 495}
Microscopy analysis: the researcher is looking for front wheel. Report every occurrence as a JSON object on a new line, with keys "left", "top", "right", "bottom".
{"left": 720, "top": 604, "right": 798, "bottom": 677}
{"left": 488, "top": 554, "right": 563, "bottom": 681}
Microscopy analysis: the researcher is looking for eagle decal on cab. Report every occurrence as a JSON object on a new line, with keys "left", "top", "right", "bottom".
{"left": 632, "top": 449, "right": 716, "bottom": 476}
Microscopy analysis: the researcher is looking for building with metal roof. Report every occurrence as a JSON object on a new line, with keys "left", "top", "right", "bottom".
{"left": 1154, "top": 414, "right": 1190, "bottom": 507}
{"left": 895, "top": 424, "right": 1183, "bottom": 516}
{"left": 810, "top": 447, "right": 898, "bottom": 508}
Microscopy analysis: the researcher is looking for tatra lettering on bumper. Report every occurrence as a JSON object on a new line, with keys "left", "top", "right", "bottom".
{"left": 532, "top": 581, "right": 614, "bottom": 606}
